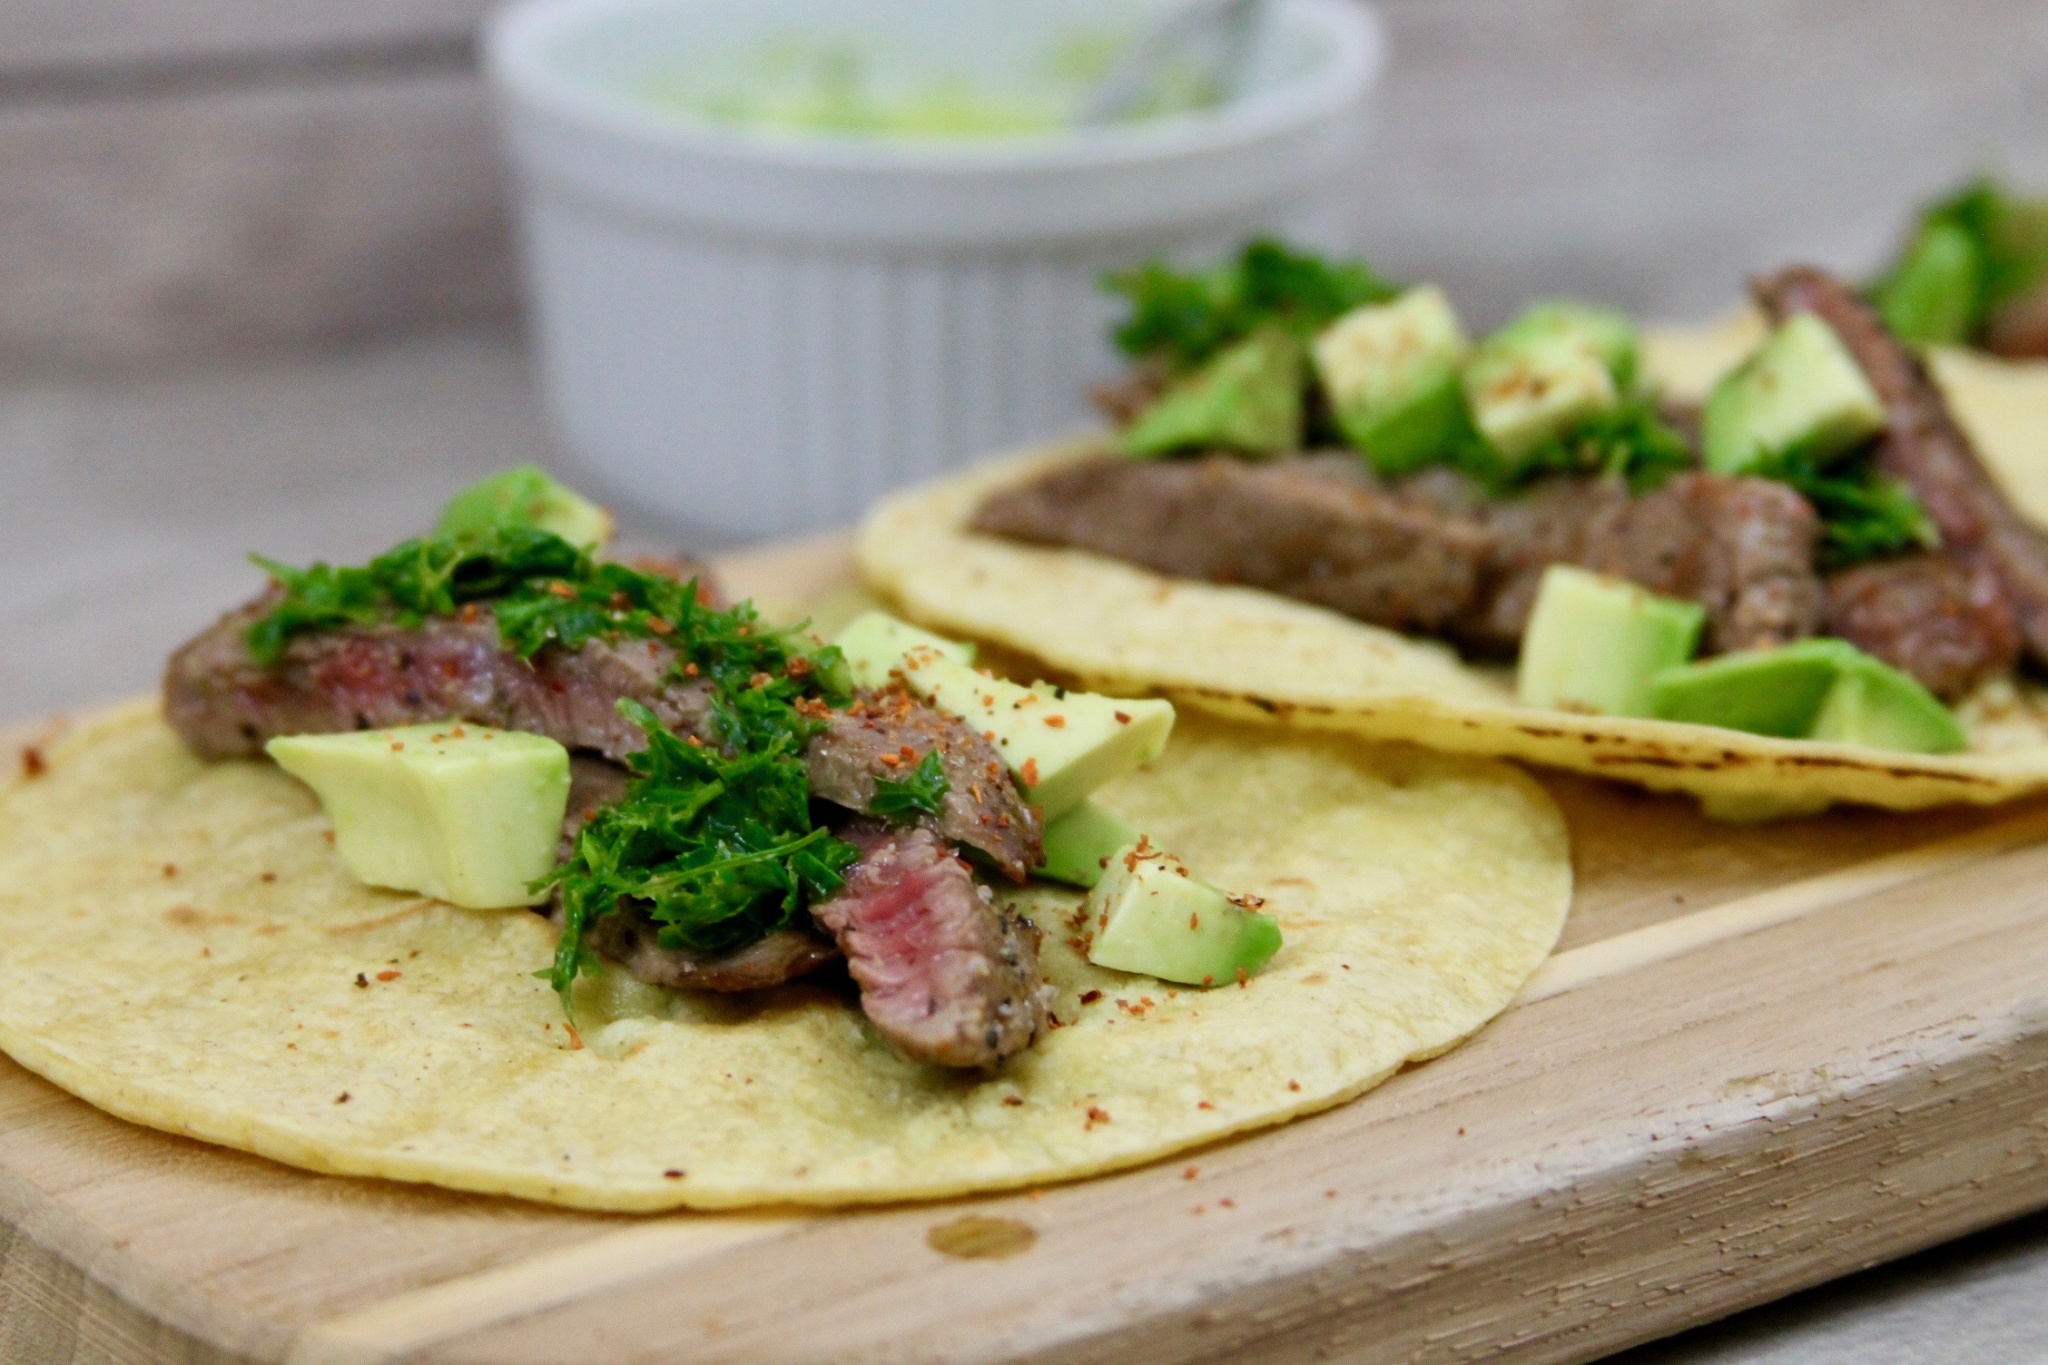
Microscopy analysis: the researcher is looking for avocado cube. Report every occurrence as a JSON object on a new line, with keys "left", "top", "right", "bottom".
{"left": 267, "top": 724, "right": 571, "bottom": 909}
{"left": 835, "top": 613, "right": 1174, "bottom": 821}
{"left": 1701, "top": 314, "right": 1888, "bottom": 475}
{"left": 1492, "top": 300, "right": 1641, "bottom": 389}
{"left": 1517, "top": 566, "right": 1705, "bottom": 717}
{"left": 1810, "top": 655, "right": 1967, "bottom": 754}
{"left": 437, "top": 466, "right": 615, "bottom": 550}
{"left": 1462, "top": 328, "right": 1621, "bottom": 466}
{"left": 1876, "top": 221, "right": 1984, "bottom": 347}
{"left": 1085, "top": 842, "right": 1281, "bottom": 986}
{"left": 834, "top": 611, "right": 975, "bottom": 690}
{"left": 1120, "top": 327, "right": 1306, "bottom": 458}
{"left": 1313, "top": 285, "right": 1473, "bottom": 474}
{"left": 1039, "top": 800, "right": 1139, "bottom": 888}
{"left": 1645, "top": 639, "right": 1865, "bottom": 738}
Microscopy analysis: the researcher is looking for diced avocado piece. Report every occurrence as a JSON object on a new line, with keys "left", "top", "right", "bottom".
{"left": 1810, "top": 655, "right": 1967, "bottom": 754}
{"left": 1085, "top": 841, "right": 1281, "bottom": 986}
{"left": 1517, "top": 566, "right": 1705, "bottom": 717}
{"left": 436, "top": 466, "right": 615, "bottom": 550}
{"left": 1312, "top": 285, "right": 1473, "bottom": 474}
{"left": 835, "top": 613, "right": 1174, "bottom": 820}
{"left": 1700, "top": 314, "right": 1888, "bottom": 475}
{"left": 1876, "top": 221, "right": 1984, "bottom": 346}
{"left": 1039, "top": 800, "right": 1139, "bottom": 888}
{"left": 1492, "top": 301, "right": 1641, "bottom": 389}
{"left": 833, "top": 611, "right": 974, "bottom": 690}
{"left": 1121, "top": 327, "right": 1306, "bottom": 458}
{"left": 267, "top": 724, "right": 570, "bottom": 909}
{"left": 1645, "top": 639, "right": 1864, "bottom": 738}
{"left": 1462, "top": 327, "right": 1621, "bottom": 465}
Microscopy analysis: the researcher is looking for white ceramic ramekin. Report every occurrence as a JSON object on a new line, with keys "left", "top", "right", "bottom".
{"left": 486, "top": 0, "right": 1383, "bottom": 540}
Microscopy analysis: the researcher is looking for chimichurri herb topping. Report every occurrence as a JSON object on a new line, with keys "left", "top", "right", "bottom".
{"left": 869, "top": 749, "right": 951, "bottom": 819}
{"left": 538, "top": 699, "right": 860, "bottom": 1016}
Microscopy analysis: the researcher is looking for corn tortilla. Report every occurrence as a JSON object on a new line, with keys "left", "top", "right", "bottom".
{"left": 860, "top": 328, "right": 2048, "bottom": 820}
{"left": 0, "top": 700, "right": 1568, "bottom": 1210}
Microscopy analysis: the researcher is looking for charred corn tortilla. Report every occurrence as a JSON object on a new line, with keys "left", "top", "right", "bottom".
{"left": 860, "top": 332, "right": 2048, "bottom": 820}
{"left": 0, "top": 700, "right": 1568, "bottom": 1210}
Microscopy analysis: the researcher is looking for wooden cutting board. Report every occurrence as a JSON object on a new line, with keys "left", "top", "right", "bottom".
{"left": 7, "top": 536, "right": 2048, "bottom": 1365}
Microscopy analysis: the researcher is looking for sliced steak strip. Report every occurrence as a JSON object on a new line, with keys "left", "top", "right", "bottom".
{"left": 165, "top": 605, "right": 1039, "bottom": 875}
{"left": 1755, "top": 265, "right": 2048, "bottom": 667}
{"left": 806, "top": 692, "right": 1042, "bottom": 883}
{"left": 166, "top": 601, "right": 715, "bottom": 765}
{"left": 810, "top": 824, "right": 1050, "bottom": 1069}
{"left": 580, "top": 909, "right": 839, "bottom": 993}
{"left": 974, "top": 455, "right": 1823, "bottom": 657}
{"left": 1581, "top": 472, "right": 1826, "bottom": 653}
{"left": 1825, "top": 554, "right": 2020, "bottom": 699}
{"left": 973, "top": 454, "right": 1490, "bottom": 637}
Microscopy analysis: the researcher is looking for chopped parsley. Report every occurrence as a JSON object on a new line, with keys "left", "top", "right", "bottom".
{"left": 538, "top": 700, "right": 860, "bottom": 1015}
{"left": 1106, "top": 239, "right": 1397, "bottom": 372}
{"left": 243, "top": 525, "right": 826, "bottom": 676}
{"left": 1748, "top": 450, "right": 1940, "bottom": 568}
{"left": 868, "top": 750, "right": 951, "bottom": 819}
{"left": 1873, "top": 177, "right": 2048, "bottom": 345}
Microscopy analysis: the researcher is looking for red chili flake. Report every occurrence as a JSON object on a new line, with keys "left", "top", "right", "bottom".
{"left": 1197, "top": 1100, "right": 1214, "bottom": 1110}
{"left": 390, "top": 741, "right": 405, "bottom": 752}
{"left": 1237, "top": 967, "right": 1249, "bottom": 988}
{"left": 1079, "top": 989, "right": 1103, "bottom": 1005}
{"left": 686, "top": 735, "right": 706, "bottom": 748}
{"left": 683, "top": 661, "right": 701, "bottom": 677}
{"left": 646, "top": 617, "right": 674, "bottom": 635}
{"left": 1044, "top": 715, "right": 1066, "bottom": 729}
{"left": 162, "top": 864, "right": 177, "bottom": 878}
{"left": 735, "top": 624, "right": 751, "bottom": 636}
{"left": 1182, "top": 1166, "right": 1199, "bottom": 1181}
{"left": 1002, "top": 1095, "right": 1025, "bottom": 1107}
{"left": 565, "top": 1023, "right": 585, "bottom": 1051}
{"left": 1325, "top": 1189, "right": 1338, "bottom": 1199}
{"left": 1202, "top": 974, "right": 1215, "bottom": 987}
{"left": 785, "top": 655, "right": 813, "bottom": 679}
{"left": 749, "top": 672, "right": 772, "bottom": 689}
{"left": 449, "top": 726, "right": 467, "bottom": 738}
{"left": 1457, "top": 1127, "right": 1467, "bottom": 1136}
{"left": 996, "top": 813, "right": 1010, "bottom": 829}
{"left": 376, "top": 970, "right": 401, "bottom": 982}
{"left": 335, "top": 1092, "right": 351, "bottom": 1104}
{"left": 1019, "top": 758, "right": 1041, "bottom": 786}
{"left": 260, "top": 872, "right": 277, "bottom": 883}
{"left": 1287, "top": 1080, "right": 1301, "bottom": 1092}
{"left": 547, "top": 581, "right": 578, "bottom": 599}
{"left": 1114, "top": 711, "right": 1132, "bottom": 725}
{"left": 899, "top": 745, "right": 917, "bottom": 761}
{"left": 1189, "top": 912, "right": 1199, "bottom": 929}
{"left": 19, "top": 746, "right": 45, "bottom": 778}
{"left": 1219, "top": 1198, "right": 1236, "bottom": 1210}
{"left": 1085, "top": 1106, "right": 1111, "bottom": 1128}
{"left": 970, "top": 782, "right": 983, "bottom": 801}
{"left": 664, "top": 1169, "right": 685, "bottom": 1179}
{"left": 879, "top": 753, "right": 902, "bottom": 769}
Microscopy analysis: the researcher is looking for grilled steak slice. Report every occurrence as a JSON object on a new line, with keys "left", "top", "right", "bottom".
{"left": 975, "top": 456, "right": 1823, "bottom": 656}
{"left": 1825, "top": 554, "right": 2021, "bottom": 699}
{"left": 810, "top": 823, "right": 1051, "bottom": 1069}
{"left": 166, "top": 604, "right": 1041, "bottom": 876}
{"left": 804, "top": 691, "right": 1041, "bottom": 883}
{"left": 167, "top": 601, "right": 715, "bottom": 765}
{"left": 1581, "top": 472, "right": 1826, "bottom": 653}
{"left": 583, "top": 911, "right": 839, "bottom": 992}
{"left": 1755, "top": 265, "right": 2048, "bottom": 667}
{"left": 973, "top": 454, "right": 1490, "bottom": 636}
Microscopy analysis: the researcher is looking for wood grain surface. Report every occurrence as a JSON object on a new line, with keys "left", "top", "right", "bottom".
{"left": 6, "top": 542, "right": 2048, "bottom": 1365}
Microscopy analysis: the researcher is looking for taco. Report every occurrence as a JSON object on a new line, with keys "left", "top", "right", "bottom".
{"left": 0, "top": 468, "right": 1570, "bottom": 1209}
{"left": 860, "top": 243, "right": 2048, "bottom": 819}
